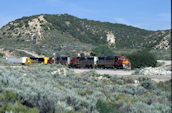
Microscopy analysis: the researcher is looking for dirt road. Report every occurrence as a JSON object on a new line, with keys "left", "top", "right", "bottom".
{"left": 73, "top": 60, "right": 171, "bottom": 82}
{"left": 73, "top": 68, "right": 135, "bottom": 76}
{"left": 0, "top": 59, "right": 171, "bottom": 82}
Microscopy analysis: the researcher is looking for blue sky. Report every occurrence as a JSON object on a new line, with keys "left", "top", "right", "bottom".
{"left": 0, "top": 0, "right": 171, "bottom": 30}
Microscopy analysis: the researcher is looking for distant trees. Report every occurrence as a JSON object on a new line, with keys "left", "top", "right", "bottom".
{"left": 91, "top": 44, "right": 114, "bottom": 56}
{"left": 127, "top": 49, "right": 157, "bottom": 69}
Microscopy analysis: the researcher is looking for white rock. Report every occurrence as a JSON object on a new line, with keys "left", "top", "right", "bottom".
{"left": 140, "top": 67, "right": 171, "bottom": 75}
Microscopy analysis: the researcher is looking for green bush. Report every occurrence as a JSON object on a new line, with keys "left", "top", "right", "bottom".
{"left": 141, "top": 80, "right": 157, "bottom": 90}
{"left": 96, "top": 99, "right": 119, "bottom": 113}
{"left": 157, "top": 79, "right": 171, "bottom": 92}
{"left": 91, "top": 44, "right": 114, "bottom": 56}
{"left": 0, "top": 102, "right": 39, "bottom": 113}
{"left": 0, "top": 53, "right": 4, "bottom": 57}
{"left": 78, "top": 90, "right": 93, "bottom": 96}
{"left": 3, "top": 90, "right": 17, "bottom": 102}
{"left": 127, "top": 49, "right": 157, "bottom": 69}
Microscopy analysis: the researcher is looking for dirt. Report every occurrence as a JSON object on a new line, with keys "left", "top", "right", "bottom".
{"left": 0, "top": 48, "right": 44, "bottom": 58}
{"left": 0, "top": 59, "right": 171, "bottom": 82}
{"left": 73, "top": 60, "right": 171, "bottom": 82}
{"left": 73, "top": 68, "right": 135, "bottom": 76}
{"left": 16, "top": 49, "right": 44, "bottom": 57}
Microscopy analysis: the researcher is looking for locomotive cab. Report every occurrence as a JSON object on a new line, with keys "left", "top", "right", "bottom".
{"left": 114, "top": 56, "right": 131, "bottom": 69}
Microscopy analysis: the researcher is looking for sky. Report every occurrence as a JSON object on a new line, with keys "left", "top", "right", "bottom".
{"left": 0, "top": 0, "right": 171, "bottom": 30}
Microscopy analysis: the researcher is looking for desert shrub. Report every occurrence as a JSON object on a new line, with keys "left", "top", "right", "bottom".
{"left": 141, "top": 80, "right": 157, "bottom": 90}
{"left": 0, "top": 102, "right": 39, "bottom": 113}
{"left": 157, "top": 79, "right": 171, "bottom": 92}
{"left": 121, "top": 77, "right": 134, "bottom": 84}
{"left": 135, "top": 86, "right": 147, "bottom": 95}
{"left": 138, "top": 77, "right": 150, "bottom": 82}
{"left": 119, "top": 101, "right": 171, "bottom": 113}
{"left": 78, "top": 90, "right": 93, "bottom": 96}
{"left": 0, "top": 62, "right": 171, "bottom": 113}
{"left": 121, "top": 85, "right": 137, "bottom": 95}
{"left": 96, "top": 99, "right": 120, "bottom": 113}
{"left": 116, "top": 79, "right": 125, "bottom": 85}
{"left": 82, "top": 70, "right": 100, "bottom": 77}
{"left": 38, "top": 95, "right": 55, "bottom": 113}
{"left": 113, "top": 94, "right": 131, "bottom": 103}
{"left": 156, "top": 80, "right": 171, "bottom": 101}
{"left": 91, "top": 44, "right": 114, "bottom": 56}
{"left": 8, "top": 24, "right": 15, "bottom": 30}
{"left": 0, "top": 53, "right": 4, "bottom": 57}
{"left": 3, "top": 90, "right": 17, "bottom": 102}
{"left": 110, "top": 76, "right": 133, "bottom": 85}
{"left": 127, "top": 49, "right": 157, "bottom": 69}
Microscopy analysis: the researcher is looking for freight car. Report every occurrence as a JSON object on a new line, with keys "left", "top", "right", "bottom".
{"left": 6, "top": 57, "right": 54, "bottom": 64}
{"left": 55, "top": 56, "right": 70, "bottom": 66}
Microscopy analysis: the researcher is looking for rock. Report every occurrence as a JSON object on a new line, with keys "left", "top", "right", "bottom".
{"left": 134, "top": 80, "right": 139, "bottom": 84}
{"left": 139, "top": 67, "right": 171, "bottom": 75}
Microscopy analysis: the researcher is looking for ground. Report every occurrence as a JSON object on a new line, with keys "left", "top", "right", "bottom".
{"left": 73, "top": 60, "right": 171, "bottom": 82}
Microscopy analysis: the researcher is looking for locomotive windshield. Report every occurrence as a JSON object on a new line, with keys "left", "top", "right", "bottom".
{"left": 118, "top": 57, "right": 127, "bottom": 60}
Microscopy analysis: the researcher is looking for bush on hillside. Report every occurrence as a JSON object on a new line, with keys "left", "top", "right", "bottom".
{"left": 127, "top": 49, "right": 157, "bottom": 69}
{"left": 91, "top": 44, "right": 114, "bottom": 56}
{"left": 140, "top": 80, "right": 157, "bottom": 90}
{"left": 0, "top": 53, "right": 3, "bottom": 58}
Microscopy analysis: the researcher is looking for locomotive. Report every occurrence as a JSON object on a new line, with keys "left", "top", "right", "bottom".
{"left": 55, "top": 56, "right": 131, "bottom": 69}
{"left": 6, "top": 56, "right": 131, "bottom": 69}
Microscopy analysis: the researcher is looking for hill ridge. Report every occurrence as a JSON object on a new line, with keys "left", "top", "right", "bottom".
{"left": 0, "top": 14, "right": 171, "bottom": 56}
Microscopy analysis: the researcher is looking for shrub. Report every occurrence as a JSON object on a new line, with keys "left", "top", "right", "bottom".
{"left": 0, "top": 102, "right": 39, "bottom": 113}
{"left": 141, "top": 80, "right": 157, "bottom": 90}
{"left": 96, "top": 99, "right": 119, "bottom": 113}
{"left": 91, "top": 44, "right": 114, "bottom": 56}
{"left": 78, "top": 90, "right": 93, "bottom": 96}
{"left": 0, "top": 61, "right": 171, "bottom": 113}
{"left": 127, "top": 49, "right": 157, "bottom": 69}
{"left": 157, "top": 79, "right": 171, "bottom": 92}
{"left": 138, "top": 77, "right": 150, "bottom": 82}
{"left": 3, "top": 90, "right": 17, "bottom": 102}
{"left": 0, "top": 53, "right": 4, "bottom": 57}
{"left": 119, "top": 102, "right": 171, "bottom": 113}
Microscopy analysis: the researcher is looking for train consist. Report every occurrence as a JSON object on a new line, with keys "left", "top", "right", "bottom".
{"left": 6, "top": 56, "right": 131, "bottom": 69}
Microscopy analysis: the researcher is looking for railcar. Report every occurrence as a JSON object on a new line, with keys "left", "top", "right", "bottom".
{"left": 70, "top": 56, "right": 98, "bottom": 68}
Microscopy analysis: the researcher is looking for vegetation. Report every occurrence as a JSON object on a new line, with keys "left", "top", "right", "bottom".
{"left": 151, "top": 49, "right": 171, "bottom": 60}
{"left": 0, "top": 14, "right": 170, "bottom": 57}
{"left": 0, "top": 53, "right": 3, "bottom": 57}
{"left": 0, "top": 61, "right": 171, "bottom": 112}
{"left": 127, "top": 49, "right": 157, "bottom": 69}
{"left": 91, "top": 44, "right": 114, "bottom": 56}
{"left": 0, "top": 90, "right": 39, "bottom": 113}
{"left": 0, "top": 102, "right": 39, "bottom": 113}
{"left": 0, "top": 14, "right": 171, "bottom": 112}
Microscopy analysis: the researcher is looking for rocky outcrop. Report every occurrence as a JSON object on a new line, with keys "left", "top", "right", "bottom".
{"left": 106, "top": 32, "right": 116, "bottom": 48}
{"left": 154, "top": 33, "right": 170, "bottom": 49}
{"left": 139, "top": 67, "right": 171, "bottom": 75}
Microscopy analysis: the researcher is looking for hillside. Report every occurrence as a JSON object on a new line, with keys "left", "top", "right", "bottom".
{"left": 0, "top": 14, "right": 171, "bottom": 57}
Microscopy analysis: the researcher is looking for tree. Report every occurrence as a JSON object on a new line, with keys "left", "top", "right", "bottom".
{"left": 91, "top": 44, "right": 114, "bottom": 56}
{"left": 127, "top": 49, "right": 157, "bottom": 69}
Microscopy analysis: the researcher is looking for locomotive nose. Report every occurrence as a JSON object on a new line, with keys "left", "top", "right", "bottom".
{"left": 122, "top": 59, "right": 131, "bottom": 69}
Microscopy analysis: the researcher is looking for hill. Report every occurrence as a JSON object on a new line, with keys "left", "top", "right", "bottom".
{"left": 0, "top": 14, "right": 171, "bottom": 57}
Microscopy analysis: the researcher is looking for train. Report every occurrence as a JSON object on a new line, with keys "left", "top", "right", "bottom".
{"left": 6, "top": 56, "right": 131, "bottom": 69}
